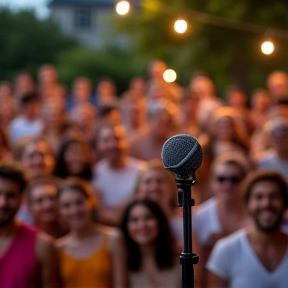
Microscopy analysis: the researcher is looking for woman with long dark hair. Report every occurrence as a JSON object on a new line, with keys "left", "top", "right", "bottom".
{"left": 54, "top": 136, "right": 93, "bottom": 181}
{"left": 121, "top": 198, "right": 181, "bottom": 288}
{"left": 134, "top": 159, "right": 183, "bottom": 247}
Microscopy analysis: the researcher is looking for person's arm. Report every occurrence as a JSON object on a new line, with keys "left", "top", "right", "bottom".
{"left": 206, "top": 238, "right": 231, "bottom": 288}
{"left": 36, "top": 233, "right": 61, "bottom": 288}
{"left": 107, "top": 228, "right": 128, "bottom": 288}
{"left": 95, "top": 188, "right": 132, "bottom": 227}
{"left": 207, "top": 271, "right": 228, "bottom": 288}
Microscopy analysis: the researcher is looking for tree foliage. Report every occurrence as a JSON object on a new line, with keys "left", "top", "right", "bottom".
{"left": 0, "top": 8, "right": 78, "bottom": 81}
{"left": 114, "top": 0, "right": 288, "bottom": 95}
{"left": 56, "top": 46, "right": 148, "bottom": 94}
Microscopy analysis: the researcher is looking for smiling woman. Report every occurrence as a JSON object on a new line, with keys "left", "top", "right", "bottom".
{"left": 121, "top": 199, "right": 182, "bottom": 288}
{"left": 56, "top": 177, "right": 127, "bottom": 288}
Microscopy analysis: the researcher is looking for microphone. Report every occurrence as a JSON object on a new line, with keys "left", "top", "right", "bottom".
{"left": 161, "top": 134, "right": 203, "bottom": 179}
{"left": 161, "top": 134, "right": 202, "bottom": 288}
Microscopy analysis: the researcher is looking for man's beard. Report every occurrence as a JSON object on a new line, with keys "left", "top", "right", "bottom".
{"left": 252, "top": 210, "right": 284, "bottom": 233}
{"left": 0, "top": 209, "right": 18, "bottom": 227}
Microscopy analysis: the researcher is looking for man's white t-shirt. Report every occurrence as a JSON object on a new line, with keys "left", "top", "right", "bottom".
{"left": 206, "top": 229, "right": 288, "bottom": 288}
{"left": 9, "top": 116, "right": 43, "bottom": 144}
{"left": 92, "top": 157, "right": 146, "bottom": 207}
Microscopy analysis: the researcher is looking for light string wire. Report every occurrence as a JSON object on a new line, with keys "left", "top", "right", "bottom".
{"left": 129, "top": 0, "right": 288, "bottom": 40}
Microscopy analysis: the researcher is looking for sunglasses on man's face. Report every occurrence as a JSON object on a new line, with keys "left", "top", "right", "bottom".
{"left": 215, "top": 175, "right": 242, "bottom": 184}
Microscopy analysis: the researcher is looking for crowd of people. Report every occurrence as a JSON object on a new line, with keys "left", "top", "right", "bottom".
{"left": 1, "top": 60, "right": 288, "bottom": 288}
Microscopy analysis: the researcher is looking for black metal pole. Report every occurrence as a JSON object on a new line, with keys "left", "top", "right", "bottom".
{"left": 176, "top": 175, "right": 199, "bottom": 288}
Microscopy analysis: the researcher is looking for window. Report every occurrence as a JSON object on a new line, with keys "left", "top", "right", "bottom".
{"left": 74, "top": 7, "right": 92, "bottom": 30}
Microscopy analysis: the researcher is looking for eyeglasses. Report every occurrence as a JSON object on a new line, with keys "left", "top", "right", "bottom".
{"left": 215, "top": 175, "right": 242, "bottom": 184}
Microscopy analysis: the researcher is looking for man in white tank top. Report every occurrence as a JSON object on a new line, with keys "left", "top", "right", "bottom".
{"left": 206, "top": 169, "right": 288, "bottom": 288}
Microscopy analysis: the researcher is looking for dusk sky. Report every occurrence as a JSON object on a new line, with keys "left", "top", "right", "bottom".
{"left": 0, "top": 0, "right": 49, "bottom": 18}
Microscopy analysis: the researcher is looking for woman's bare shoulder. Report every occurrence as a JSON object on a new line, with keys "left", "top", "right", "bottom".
{"left": 98, "top": 224, "right": 124, "bottom": 250}
{"left": 98, "top": 224, "right": 122, "bottom": 237}
{"left": 55, "top": 234, "right": 72, "bottom": 250}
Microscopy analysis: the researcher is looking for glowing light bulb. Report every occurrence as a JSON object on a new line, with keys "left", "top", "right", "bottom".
{"left": 116, "top": 0, "right": 130, "bottom": 16}
{"left": 163, "top": 69, "right": 177, "bottom": 83}
{"left": 174, "top": 19, "right": 188, "bottom": 34}
{"left": 261, "top": 41, "right": 274, "bottom": 55}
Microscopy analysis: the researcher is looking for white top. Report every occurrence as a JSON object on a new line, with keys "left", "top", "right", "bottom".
{"left": 92, "top": 157, "right": 146, "bottom": 207}
{"left": 258, "top": 153, "right": 288, "bottom": 179}
{"left": 206, "top": 229, "right": 288, "bottom": 288}
{"left": 8, "top": 116, "right": 43, "bottom": 144}
{"left": 192, "top": 197, "right": 221, "bottom": 245}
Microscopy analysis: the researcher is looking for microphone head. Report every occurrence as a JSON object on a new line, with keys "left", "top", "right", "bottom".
{"left": 161, "top": 134, "right": 203, "bottom": 178}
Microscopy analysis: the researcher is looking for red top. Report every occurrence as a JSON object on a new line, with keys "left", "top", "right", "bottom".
{"left": 0, "top": 223, "right": 39, "bottom": 288}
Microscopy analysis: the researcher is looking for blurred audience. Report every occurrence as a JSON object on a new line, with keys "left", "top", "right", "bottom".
{"left": 120, "top": 91, "right": 147, "bottom": 137}
{"left": 127, "top": 76, "right": 147, "bottom": 98}
{"left": 94, "top": 78, "right": 118, "bottom": 108}
{"left": 267, "top": 70, "right": 288, "bottom": 105}
{"left": 202, "top": 107, "right": 250, "bottom": 166}
{"left": 249, "top": 88, "right": 271, "bottom": 131}
{"left": 13, "top": 136, "right": 55, "bottom": 224}
{"left": 67, "top": 77, "right": 96, "bottom": 110}
{"left": 193, "top": 153, "right": 251, "bottom": 288}
{"left": 54, "top": 136, "right": 93, "bottom": 181}
{"left": 13, "top": 137, "right": 55, "bottom": 180}
{"left": 129, "top": 98, "right": 178, "bottom": 161}
{"left": 0, "top": 164, "right": 61, "bottom": 288}
{"left": 40, "top": 99, "right": 68, "bottom": 155}
{"left": 2, "top": 62, "right": 288, "bottom": 288}
{"left": 189, "top": 72, "right": 223, "bottom": 132}
{"left": 134, "top": 159, "right": 183, "bottom": 247}
{"left": 25, "top": 176, "right": 67, "bottom": 238}
{"left": 257, "top": 117, "right": 288, "bottom": 179}
{"left": 8, "top": 91, "right": 42, "bottom": 144}
{"left": 92, "top": 121, "right": 146, "bottom": 226}
{"left": 225, "top": 85, "right": 249, "bottom": 111}
{"left": 0, "top": 127, "right": 13, "bottom": 163}
{"left": 69, "top": 102, "right": 97, "bottom": 147}
{"left": 12, "top": 71, "right": 36, "bottom": 111}
{"left": 0, "top": 81, "right": 13, "bottom": 101}
{"left": 177, "top": 88, "right": 201, "bottom": 137}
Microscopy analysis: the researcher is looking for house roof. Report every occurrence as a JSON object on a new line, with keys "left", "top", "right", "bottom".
{"left": 49, "top": 0, "right": 115, "bottom": 7}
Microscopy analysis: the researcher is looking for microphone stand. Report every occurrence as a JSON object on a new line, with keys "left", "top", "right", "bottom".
{"left": 176, "top": 173, "right": 199, "bottom": 288}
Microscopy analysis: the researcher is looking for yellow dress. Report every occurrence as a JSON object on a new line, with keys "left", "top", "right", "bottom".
{"left": 60, "top": 236, "right": 112, "bottom": 288}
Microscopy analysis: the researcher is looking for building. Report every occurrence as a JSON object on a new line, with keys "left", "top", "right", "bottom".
{"left": 49, "top": 0, "right": 122, "bottom": 48}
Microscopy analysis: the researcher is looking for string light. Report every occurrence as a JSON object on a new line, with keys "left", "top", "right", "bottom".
{"left": 174, "top": 19, "right": 188, "bottom": 34}
{"left": 116, "top": 0, "right": 130, "bottom": 16}
{"left": 163, "top": 69, "right": 177, "bottom": 83}
{"left": 261, "top": 40, "right": 274, "bottom": 55}
{"left": 115, "top": 0, "right": 288, "bottom": 54}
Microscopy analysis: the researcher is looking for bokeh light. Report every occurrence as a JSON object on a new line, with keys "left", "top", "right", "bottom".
{"left": 116, "top": 0, "right": 130, "bottom": 16}
{"left": 261, "top": 41, "right": 274, "bottom": 55}
{"left": 163, "top": 69, "right": 177, "bottom": 83}
{"left": 174, "top": 19, "right": 188, "bottom": 34}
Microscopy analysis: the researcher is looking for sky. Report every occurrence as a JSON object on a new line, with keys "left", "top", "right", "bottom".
{"left": 0, "top": 0, "right": 49, "bottom": 18}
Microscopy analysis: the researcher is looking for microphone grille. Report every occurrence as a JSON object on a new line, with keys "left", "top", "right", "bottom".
{"left": 161, "top": 134, "right": 203, "bottom": 177}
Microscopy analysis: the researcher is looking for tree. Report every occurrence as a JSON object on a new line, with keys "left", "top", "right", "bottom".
{"left": 56, "top": 46, "right": 148, "bottom": 95}
{"left": 113, "top": 0, "right": 288, "bottom": 96}
{"left": 0, "top": 8, "right": 78, "bottom": 81}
